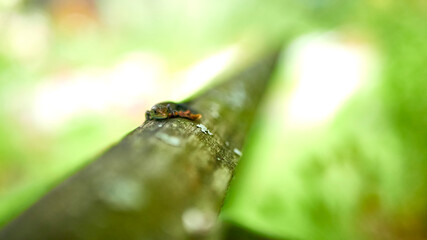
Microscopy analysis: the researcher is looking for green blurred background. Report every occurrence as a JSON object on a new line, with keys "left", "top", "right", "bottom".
{"left": 1, "top": 0, "right": 427, "bottom": 239}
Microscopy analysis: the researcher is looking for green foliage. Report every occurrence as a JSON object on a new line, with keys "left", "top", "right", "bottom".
{"left": 223, "top": 1, "right": 427, "bottom": 239}
{"left": 2, "top": 0, "right": 427, "bottom": 239}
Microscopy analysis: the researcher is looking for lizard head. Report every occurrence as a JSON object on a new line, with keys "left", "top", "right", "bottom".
{"left": 145, "top": 103, "right": 170, "bottom": 120}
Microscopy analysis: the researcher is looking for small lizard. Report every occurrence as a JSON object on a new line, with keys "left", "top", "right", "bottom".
{"left": 145, "top": 102, "right": 202, "bottom": 121}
